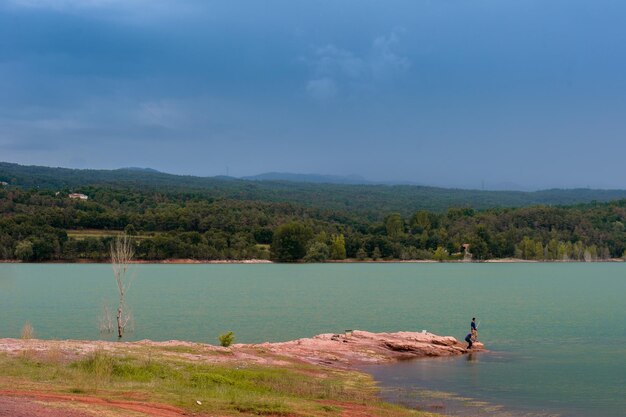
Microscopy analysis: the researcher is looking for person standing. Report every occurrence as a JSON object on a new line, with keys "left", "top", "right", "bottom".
{"left": 471, "top": 317, "right": 478, "bottom": 340}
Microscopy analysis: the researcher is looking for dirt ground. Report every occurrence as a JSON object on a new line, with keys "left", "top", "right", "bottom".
{"left": 0, "top": 391, "right": 188, "bottom": 417}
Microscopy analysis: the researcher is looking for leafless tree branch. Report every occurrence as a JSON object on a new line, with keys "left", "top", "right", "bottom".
{"left": 111, "top": 234, "right": 134, "bottom": 338}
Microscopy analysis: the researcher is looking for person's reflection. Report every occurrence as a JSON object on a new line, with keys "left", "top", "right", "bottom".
{"left": 466, "top": 352, "right": 478, "bottom": 362}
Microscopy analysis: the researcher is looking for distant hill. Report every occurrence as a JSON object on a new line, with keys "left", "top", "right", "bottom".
{"left": 120, "top": 167, "right": 162, "bottom": 173}
{"left": 242, "top": 172, "right": 372, "bottom": 185}
{"left": 3, "top": 161, "right": 626, "bottom": 216}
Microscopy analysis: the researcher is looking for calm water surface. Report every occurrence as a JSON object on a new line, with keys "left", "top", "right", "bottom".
{"left": 0, "top": 263, "right": 625, "bottom": 416}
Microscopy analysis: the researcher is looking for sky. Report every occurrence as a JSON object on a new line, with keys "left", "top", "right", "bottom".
{"left": 1, "top": 0, "right": 626, "bottom": 190}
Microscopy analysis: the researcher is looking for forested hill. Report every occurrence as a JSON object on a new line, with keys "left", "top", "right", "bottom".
{"left": 3, "top": 161, "right": 626, "bottom": 215}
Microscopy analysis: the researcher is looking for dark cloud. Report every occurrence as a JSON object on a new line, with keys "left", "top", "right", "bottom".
{"left": 1, "top": 0, "right": 626, "bottom": 188}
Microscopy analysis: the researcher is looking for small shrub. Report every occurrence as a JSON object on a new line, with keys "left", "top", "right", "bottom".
{"left": 21, "top": 322, "right": 34, "bottom": 340}
{"left": 218, "top": 331, "right": 235, "bottom": 347}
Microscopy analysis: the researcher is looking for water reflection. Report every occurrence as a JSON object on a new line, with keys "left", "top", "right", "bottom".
{"left": 362, "top": 353, "right": 592, "bottom": 417}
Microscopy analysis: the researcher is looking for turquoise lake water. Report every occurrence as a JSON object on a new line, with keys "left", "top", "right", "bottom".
{"left": 0, "top": 263, "right": 624, "bottom": 416}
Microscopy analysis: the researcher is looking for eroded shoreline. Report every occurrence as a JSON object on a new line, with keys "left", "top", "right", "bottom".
{"left": 0, "top": 330, "right": 484, "bottom": 369}
{"left": 0, "top": 330, "right": 483, "bottom": 417}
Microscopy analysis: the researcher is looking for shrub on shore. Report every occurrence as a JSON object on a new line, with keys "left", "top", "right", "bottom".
{"left": 219, "top": 331, "right": 235, "bottom": 347}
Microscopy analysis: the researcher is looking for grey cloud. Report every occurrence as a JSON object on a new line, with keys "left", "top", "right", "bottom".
{"left": 305, "top": 29, "right": 410, "bottom": 99}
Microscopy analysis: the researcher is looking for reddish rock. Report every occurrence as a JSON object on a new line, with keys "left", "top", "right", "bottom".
{"left": 0, "top": 330, "right": 484, "bottom": 369}
{"left": 249, "top": 330, "right": 485, "bottom": 367}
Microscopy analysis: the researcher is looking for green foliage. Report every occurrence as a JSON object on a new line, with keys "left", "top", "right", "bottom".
{"left": 270, "top": 222, "right": 313, "bottom": 262}
{"left": 385, "top": 213, "right": 405, "bottom": 239}
{"left": 14, "top": 240, "right": 34, "bottom": 261}
{"left": 1, "top": 164, "right": 626, "bottom": 262}
{"left": 409, "top": 211, "right": 432, "bottom": 233}
{"left": 329, "top": 234, "right": 346, "bottom": 260}
{"left": 0, "top": 344, "right": 430, "bottom": 417}
{"left": 124, "top": 224, "right": 137, "bottom": 235}
{"left": 400, "top": 247, "right": 432, "bottom": 260}
{"left": 219, "top": 331, "right": 235, "bottom": 347}
{"left": 304, "top": 241, "right": 329, "bottom": 262}
{"left": 433, "top": 247, "right": 449, "bottom": 262}
{"left": 6, "top": 161, "right": 626, "bottom": 215}
{"left": 191, "top": 372, "right": 235, "bottom": 387}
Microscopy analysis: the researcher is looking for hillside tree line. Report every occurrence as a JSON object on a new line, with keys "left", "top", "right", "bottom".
{"left": 1, "top": 186, "right": 626, "bottom": 262}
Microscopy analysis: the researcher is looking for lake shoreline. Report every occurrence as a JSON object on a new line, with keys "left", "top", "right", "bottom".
{"left": 2, "top": 258, "right": 623, "bottom": 264}
{"left": 0, "top": 331, "right": 477, "bottom": 417}
{"left": 0, "top": 330, "right": 481, "bottom": 368}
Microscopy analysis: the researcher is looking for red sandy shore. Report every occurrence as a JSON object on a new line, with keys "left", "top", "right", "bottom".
{"left": 0, "top": 330, "right": 484, "bottom": 416}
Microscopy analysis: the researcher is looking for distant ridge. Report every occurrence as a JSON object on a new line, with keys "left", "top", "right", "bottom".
{"left": 242, "top": 172, "right": 532, "bottom": 190}
{"left": 3, "top": 161, "right": 626, "bottom": 215}
{"left": 118, "top": 167, "right": 162, "bottom": 173}
{"left": 242, "top": 172, "right": 372, "bottom": 185}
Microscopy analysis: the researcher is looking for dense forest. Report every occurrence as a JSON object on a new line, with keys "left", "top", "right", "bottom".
{"left": 5, "top": 162, "right": 626, "bottom": 216}
{"left": 1, "top": 178, "right": 626, "bottom": 262}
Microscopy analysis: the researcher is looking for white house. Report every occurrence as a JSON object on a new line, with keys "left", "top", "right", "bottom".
{"left": 68, "top": 193, "right": 89, "bottom": 200}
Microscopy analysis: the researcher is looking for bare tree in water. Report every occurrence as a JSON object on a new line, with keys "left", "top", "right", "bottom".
{"left": 111, "top": 234, "right": 134, "bottom": 338}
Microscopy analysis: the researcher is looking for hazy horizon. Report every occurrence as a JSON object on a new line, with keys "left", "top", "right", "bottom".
{"left": 2, "top": 1, "right": 626, "bottom": 190}
{"left": 4, "top": 160, "right": 623, "bottom": 192}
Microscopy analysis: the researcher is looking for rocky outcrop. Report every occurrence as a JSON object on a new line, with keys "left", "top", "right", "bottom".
{"left": 250, "top": 330, "right": 484, "bottom": 367}
{"left": 0, "top": 330, "right": 484, "bottom": 370}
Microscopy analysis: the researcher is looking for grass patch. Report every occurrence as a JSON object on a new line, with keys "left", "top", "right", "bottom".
{"left": 232, "top": 400, "right": 292, "bottom": 415}
{"left": 0, "top": 348, "right": 436, "bottom": 417}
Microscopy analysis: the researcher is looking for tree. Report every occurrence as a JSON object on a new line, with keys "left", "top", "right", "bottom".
{"left": 356, "top": 247, "right": 367, "bottom": 260}
{"left": 111, "top": 234, "right": 134, "bottom": 338}
{"left": 409, "top": 211, "right": 431, "bottom": 234}
{"left": 270, "top": 222, "right": 313, "bottom": 262}
{"left": 371, "top": 246, "right": 382, "bottom": 260}
{"left": 433, "top": 246, "right": 449, "bottom": 262}
{"left": 517, "top": 237, "right": 535, "bottom": 259}
{"left": 329, "top": 234, "right": 346, "bottom": 260}
{"left": 469, "top": 234, "right": 489, "bottom": 260}
{"left": 304, "top": 241, "right": 329, "bottom": 262}
{"left": 533, "top": 241, "right": 544, "bottom": 260}
{"left": 385, "top": 213, "right": 405, "bottom": 239}
{"left": 14, "top": 240, "right": 34, "bottom": 262}
{"left": 546, "top": 239, "right": 559, "bottom": 260}
{"left": 124, "top": 224, "right": 137, "bottom": 236}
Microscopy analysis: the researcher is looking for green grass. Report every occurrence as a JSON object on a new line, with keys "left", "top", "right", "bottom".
{"left": 0, "top": 347, "right": 436, "bottom": 417}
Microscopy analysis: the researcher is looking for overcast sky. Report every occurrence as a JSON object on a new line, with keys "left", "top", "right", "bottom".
{"left": 1, "top": 0, "right": 626, "bottom": 190}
